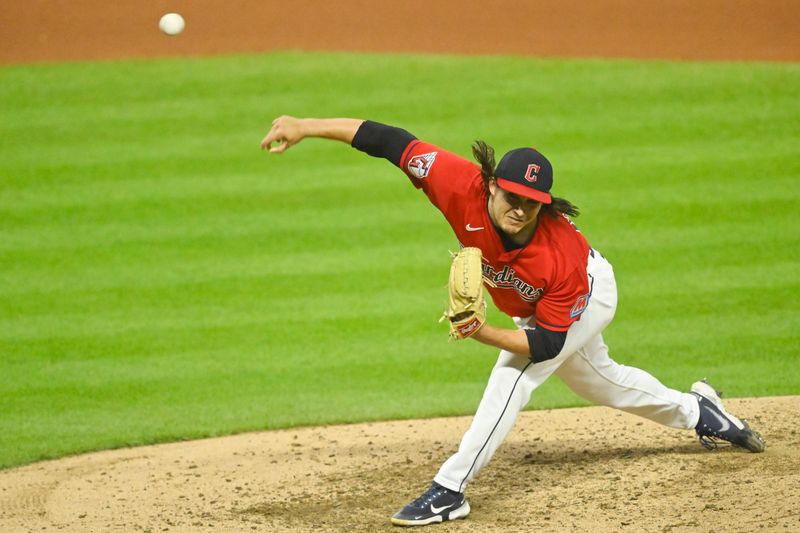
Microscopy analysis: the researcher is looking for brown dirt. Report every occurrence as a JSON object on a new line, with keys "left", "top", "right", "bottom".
{"left": 3, "top": 3, "right": 799, "bottom": 532}
{"left": 1, "top": 0, "right": 799, "bottom": 64}
{"left": 1, "top": 397, "right": 798, "bottom": 532}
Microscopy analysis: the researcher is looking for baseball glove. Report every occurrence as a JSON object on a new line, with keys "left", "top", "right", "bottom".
{"left": 441, "top": 247, "right": 487, "bottom": 340}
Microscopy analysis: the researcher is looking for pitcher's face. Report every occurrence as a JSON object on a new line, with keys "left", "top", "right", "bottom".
{"left": 487, "top": 179, "right": 542, "bottom": 236}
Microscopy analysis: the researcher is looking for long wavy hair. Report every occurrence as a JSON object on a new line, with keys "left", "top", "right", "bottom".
{"left": 472, "top": 140, "right": 578, "bottom": 218}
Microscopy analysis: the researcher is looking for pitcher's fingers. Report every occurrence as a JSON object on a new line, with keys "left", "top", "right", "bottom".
{"left": 269, "top": 140, "right": 289, "bottom": 153}
{"left": 260, "top": 124, "right": 283, "bottom": 149}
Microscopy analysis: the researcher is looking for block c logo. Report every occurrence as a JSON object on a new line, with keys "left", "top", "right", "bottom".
{"left": 524, "top": 164, "right": 540, "bottom": 182}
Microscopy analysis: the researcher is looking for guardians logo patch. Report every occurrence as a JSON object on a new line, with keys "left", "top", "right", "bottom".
{"left": 407, "top": 152, "right": 437, "bottom": 179}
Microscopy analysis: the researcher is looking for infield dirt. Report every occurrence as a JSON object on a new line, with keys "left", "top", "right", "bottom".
{"left": 2, "top": 0, "right": 799, "bottom": 64}
{"left": 1, "top": 1, "right": 798, "bottom": 531}
{"left": 1, "top": 397, "right": 799, "bottom": 532}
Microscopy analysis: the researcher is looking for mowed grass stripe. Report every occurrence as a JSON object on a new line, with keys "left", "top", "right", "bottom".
{"left": 3, "top": 147, "right": 798, "bottom": 218}
{"left": 1, "top": 274, "right": 447, "bottom": 340}
{"left": 0, "top": 223, "right": 449, "bottom": 292}
{"left": 1, "top": 170, "right": 796, "bottom": 256}
{"left": 1, "top": 52, "right": 798, "bottom": 467}
{"left": 0, "top": 183, "right": 428, "bottom": 248}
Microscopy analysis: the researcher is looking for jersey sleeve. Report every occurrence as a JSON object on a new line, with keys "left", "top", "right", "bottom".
{"left": 533, "top": 265, "right": 591, "bottom": 332}
{"left": 351, "top": 120, "right": 417, "bottom": 167}
{"left": 398, "top": 140, "right": 481, "bottom": 214}
{"left": 525, "top": 327, "right": 568, "bottom": 363}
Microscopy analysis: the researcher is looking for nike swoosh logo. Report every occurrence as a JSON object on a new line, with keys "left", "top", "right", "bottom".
{"left": 466, "top": 224, "right": 484, "bottom": 232}
{"left": 708, "top": 409, "right": 731, "bottom": 433}
{"left": 430, "top": 502, "right": 454, "bottom": 514}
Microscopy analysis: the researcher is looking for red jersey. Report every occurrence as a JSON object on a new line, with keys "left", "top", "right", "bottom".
{"left": 400, "top": 140, "right": 591, "bottom": 332}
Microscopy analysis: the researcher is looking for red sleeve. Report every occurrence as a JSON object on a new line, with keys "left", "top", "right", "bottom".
{"left": 534, "top": 266, "right": 591, "bottom": 332}
{"left": 398, "top": 140, "right": 481, "bottom": 213}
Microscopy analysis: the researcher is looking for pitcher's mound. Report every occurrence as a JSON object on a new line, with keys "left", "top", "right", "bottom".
{"left": 1, "top": 396, "right": 798, "bottom": 532}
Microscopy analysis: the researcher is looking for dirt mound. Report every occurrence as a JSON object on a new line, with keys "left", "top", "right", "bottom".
{"left": 1, "top": 396, "right": 798, "bottom": 532}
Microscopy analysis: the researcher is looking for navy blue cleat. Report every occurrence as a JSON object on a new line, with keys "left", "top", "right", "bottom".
{"left": 391, "top": 482, "right": 470, "bottom": 527}
{"left": 690, "top": 379, "right": 765, "bottom": 453}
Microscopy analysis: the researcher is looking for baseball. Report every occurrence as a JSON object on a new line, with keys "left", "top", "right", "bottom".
{"left": 159, "top": 13, "right": 185, "bottom": 36}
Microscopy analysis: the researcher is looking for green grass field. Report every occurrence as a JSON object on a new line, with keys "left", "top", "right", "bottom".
{"left": 1, "top": 52, "right": 798, "bottom": 469}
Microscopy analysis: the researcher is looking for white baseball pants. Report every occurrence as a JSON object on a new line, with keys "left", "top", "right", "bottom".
{"left": 434, "top": 251, "right": 700, "bottom": 494}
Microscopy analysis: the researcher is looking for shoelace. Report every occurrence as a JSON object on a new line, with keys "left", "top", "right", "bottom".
{"left": 698, "top": 434, "right": 736, "bottom": 450}
{"left": 410, "top": 486, "right": 448, "bottom": 509}
{"left": 698, "top": 434, "right": 719, "bottom": 450}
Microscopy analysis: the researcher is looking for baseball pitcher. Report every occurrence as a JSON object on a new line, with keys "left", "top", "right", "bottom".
{"left": 261, "top": 117, "right": 765, "bottom": 527}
